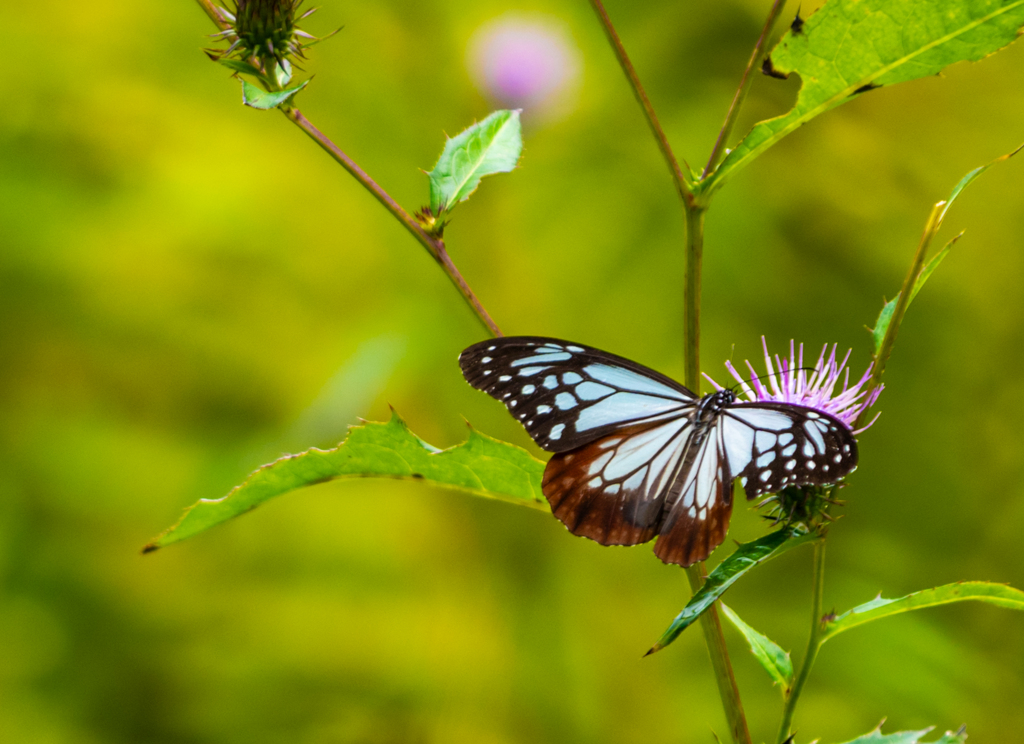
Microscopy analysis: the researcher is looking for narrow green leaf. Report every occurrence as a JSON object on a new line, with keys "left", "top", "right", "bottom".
{"left": 821, "top": 581, "right": 1024, "bottom": 643}
{"left": 704, "top": 0, "right": 1024, "bottom": 194}
{"left": 241, "top": 79, "right": 310, "bottom": 110}
{"left": 144, "top": 411, "right": 547, "bottom": 551}
{"left": 219, "top": 58, "right": 264, "bottom": 77}
{"left": 647, "top": 527, "right": 816, "bottom": 654}
{"left": 870, "top": 231, "right": 962, "bottom": 354}
{"left": 836, "top": 723, "right": 967, "bottom": 744}
{"left": 720, "top": 603, "right": 793, "bottom": 693}
{"left": 428, "top": 110, "right": 523, "bottom": 214}
{"left": 870, "top": 143, "right": 1022, "bottom": 353}
{"left": 872, "top": 297, "right": 899, "bottom": 355}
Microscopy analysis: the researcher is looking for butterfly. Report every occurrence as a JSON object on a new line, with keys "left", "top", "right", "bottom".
{"left": 459, "top": 336, "right": 858, "bottom": 567}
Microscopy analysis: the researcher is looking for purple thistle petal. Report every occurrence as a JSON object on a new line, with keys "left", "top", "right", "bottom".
{"left": 706, "top": 338, "right": 883, "bottom": 431}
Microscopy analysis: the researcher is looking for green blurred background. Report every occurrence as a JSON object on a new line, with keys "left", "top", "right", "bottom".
{"left": 3, "top": 1, "right": 1024, "bottom": 742}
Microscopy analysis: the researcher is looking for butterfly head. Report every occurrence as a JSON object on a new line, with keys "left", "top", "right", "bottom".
{"left": 705, "top": 388, "right": 736, "bottom": 410}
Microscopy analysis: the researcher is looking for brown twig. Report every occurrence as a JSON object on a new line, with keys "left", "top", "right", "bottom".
{"left": 703, "top": 0, "right": 788, "bottom": 178}
{"left": 191, "top": 0, "right": 503, "bottom": 338}
{"left": 587, "top": 0, "right": 695, "bottom": 209}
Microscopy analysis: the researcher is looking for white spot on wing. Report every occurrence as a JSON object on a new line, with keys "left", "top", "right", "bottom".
{"left": 549, "top": 424, "right": 565, "bottom": 440}
{"left": 536, "top": 405, "right": 552, "bottom": 414}
{"left": 562, "top": 372, "right": 583, "bottom": 385}
{"left": 542, "top": 375, "right": 558, "bottom": 390}
{"left": 755, "top": 431, "right": 777, "bottom": 451}
{"left": 555, "top": 392, "right": 577, "bottom": 410}
{"left": 521, "top": 385, "right": 535, "bottom": 395}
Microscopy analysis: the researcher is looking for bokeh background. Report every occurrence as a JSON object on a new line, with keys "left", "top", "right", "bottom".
{"left": 3, "top": 1, "right": 1024, "bottom": 742}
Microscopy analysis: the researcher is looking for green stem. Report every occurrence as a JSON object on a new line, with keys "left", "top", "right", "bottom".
{"left": 703, "top": 0, "right": 788, "bottom": 178}
{"left": 868, "top": 203, "right": 943, "bottom": 395}
{"left": 587, "top": 0, "right": 695, "bottom": 208}
{"left": 684, "top": 207, "right": 705, "bottom": 390}
{"left": 777, "top": 538, "right": 827, "bottom": 743}
{"left": 190, "top": 0, "right": 502, "bottom": 339}
{"left": 686, "top": 566, "right": 753, "bottom": 744}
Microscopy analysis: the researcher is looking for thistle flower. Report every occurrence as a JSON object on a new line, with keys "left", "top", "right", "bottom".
{"left": 705, "top": 338, "right": 883, "bottom": 432}
{"left": 207, "top": 0, "right": 333, "bottom": 75}
{"left": 706, "top": 338, "right": 883, "bottom": 529}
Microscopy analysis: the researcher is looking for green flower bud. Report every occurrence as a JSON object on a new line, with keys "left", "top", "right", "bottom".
{"left": 208, "top": 0, "right": 334, "bottom": 78}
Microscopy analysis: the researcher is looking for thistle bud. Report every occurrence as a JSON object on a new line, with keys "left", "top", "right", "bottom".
{"left": 208, "top": 0, "right": 333, "bottom": 78}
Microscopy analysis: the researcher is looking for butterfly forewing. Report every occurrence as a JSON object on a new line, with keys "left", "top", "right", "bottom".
{"left": 721, "top": 403, "right": 858, "bottom": 498}
{"left": 459, "top": 337, "right": 697, "bottom": 452}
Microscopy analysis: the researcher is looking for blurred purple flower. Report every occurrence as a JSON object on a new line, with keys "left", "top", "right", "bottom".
{"left": 705, "top": 338, "right": 883, "bottom": 432}
{"left": 468, "top": 15, "right": 580, "bottom": 117}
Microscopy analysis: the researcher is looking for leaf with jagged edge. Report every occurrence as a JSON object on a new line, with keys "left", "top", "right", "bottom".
{"left": 144, "top": 411, "right": 547, "bottom": 552}
{"left": 428, "top": 110, "right": 523, "bottom": 215}
{"left": 720, "top": 603, "right": 793, "bottom": 694}
{"left": 821, "top": 581, "right": 1024, "bottom": 642}
{"left": 835, "top": 722, "right": 967, "bottom": 743}
{"left": 702, "top": 0, "right": 1024, "bottom": 195}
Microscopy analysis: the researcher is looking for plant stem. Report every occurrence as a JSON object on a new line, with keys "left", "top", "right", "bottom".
{"left": 686, "top": 566, "right": 753, "bottom": 744}
{"left": 281, "top": 107, "right": 503, "bottom": 337}
{"left": 867, "top": 202, "right": 943, "bottom": 395}
{"left": 586, "top": 4, "right": 753, "bottom": 742}
{"left": 587, "top": 0, "right": 695, "bottom": 208}
{"left": 703, "top": 0, "right": 788, "bottom": 178}
{"left": 684, "top": 207, "right": 705, "bottom": 390}
{"left": 682, "top": 203, "right": 749, "bottom": 744}
{"left": 190, "top": 0, "right": 502, "bottom": 338}
{"left": 777, "top": 538, "right": 827, "bottom": 743}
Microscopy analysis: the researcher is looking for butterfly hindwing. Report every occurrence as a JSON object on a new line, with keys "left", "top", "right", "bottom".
{"left": 459, "top": 337, "right": 697, "bottom": 452}
{"left": 542, "top": 417, "right": 693, "bottom": 546}
{"left": 720, "top": 403, "right": 858, "bottom": 499}
{"left": 653, "top": 420, "right": 734, "bottom": 566}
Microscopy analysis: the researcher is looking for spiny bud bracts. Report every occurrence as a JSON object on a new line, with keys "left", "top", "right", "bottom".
{"left": 207, "top": 0, "right": 333, "bottom": 74}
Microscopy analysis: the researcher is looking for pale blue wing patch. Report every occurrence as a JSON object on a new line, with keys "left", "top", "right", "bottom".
{"left": 459, "top": 336, "right": 697, "bottom": 452}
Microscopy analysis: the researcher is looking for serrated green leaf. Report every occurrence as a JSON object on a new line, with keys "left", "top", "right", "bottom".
{"left": 835, "top": 723, "right": 967, "bottom": 744}
{"left": 720, "top": 603, "right": 793, "bottom": 693}
{"left": 144, "top": 411, "right": 547, "bottom": 551}
{"left": 219, "top": 58, "right": 265, "bottom": 77}
{"left": 241, "top": 78, "right": 310, "bottom": 110}
{"left": 704, "top": 0, "right": 1024, "bottom": 194}
{"left": 821, "top": 581, "right": 1024, "bottom": 642}
{"left": 647, "top": 526, "right": 816, "bottom": 654}
{"left": 428, "top": 110, "right": 522, "bottom": 214}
